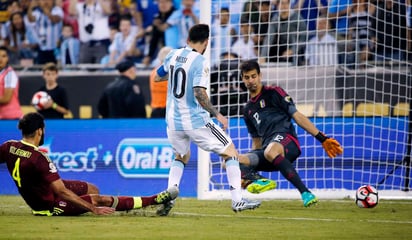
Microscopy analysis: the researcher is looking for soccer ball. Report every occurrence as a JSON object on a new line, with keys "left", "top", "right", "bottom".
{"left": 31, "top": 91, "right": 51, "bottom": 110}
{"left": 355, "top": 185, "right": 379, "bottom": 208}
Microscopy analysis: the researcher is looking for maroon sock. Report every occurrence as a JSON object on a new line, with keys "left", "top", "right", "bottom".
{"left": 114, "top": 197, "right": 134, "bottom": 211}
{"left": 141, "top": 196, "right": 157, "bottom": 207}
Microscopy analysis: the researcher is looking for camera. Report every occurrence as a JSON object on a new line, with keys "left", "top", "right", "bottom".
{"left": 85, "top": 23, "right": 94, "bottom": 34}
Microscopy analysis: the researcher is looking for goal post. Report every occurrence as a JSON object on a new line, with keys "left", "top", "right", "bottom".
{"left": 198, "top": 0, "right": 412, "bottom": 200}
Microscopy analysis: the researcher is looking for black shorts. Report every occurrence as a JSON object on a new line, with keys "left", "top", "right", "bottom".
{"left": 247, "top": 133, "right": 301, "bottom": 172}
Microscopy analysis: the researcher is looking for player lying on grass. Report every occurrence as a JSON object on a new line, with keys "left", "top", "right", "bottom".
{"left": 0, "top": 112, "right": 178, "bottom": 216}
{"left": 238, "top": 60, "right": 343, "bottom": 207}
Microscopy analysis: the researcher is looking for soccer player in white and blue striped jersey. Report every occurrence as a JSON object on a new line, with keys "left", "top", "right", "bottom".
{"left": 155, "top": 24, "right": 261, "bottom": 215}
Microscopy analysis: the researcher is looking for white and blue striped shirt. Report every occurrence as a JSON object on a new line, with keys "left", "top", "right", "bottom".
{"left": 159, "top": 46, "right": 211, "bottom": 131}
{"left": 31, "top": 6, "right": 63, "bottom": 50}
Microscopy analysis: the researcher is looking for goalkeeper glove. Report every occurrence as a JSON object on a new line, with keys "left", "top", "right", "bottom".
{"left": 315, "top": 132, "right": 343, "bottom": 158}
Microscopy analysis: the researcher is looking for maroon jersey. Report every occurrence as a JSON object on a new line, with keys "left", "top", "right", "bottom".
{"left": 0, "top": 140, "right": 60, "bottom": 212}
{"left": 243, "top": 85, "right": 299, "bottom": 148}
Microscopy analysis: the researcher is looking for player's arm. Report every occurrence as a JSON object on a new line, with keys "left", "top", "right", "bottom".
{"left": 194, "top": 87, "right": 228, "bottom": 130}
{"left": 50, "top": 179, "right": 115, "bottom": 215}
{"left": 0, "top": 88, "right": 13, "bottom": 104}
{"left": 154, "top": 65, "right": 168, "bottom": 82}
{"left": 292, "top": 111, "right": 343, "bottom": 158}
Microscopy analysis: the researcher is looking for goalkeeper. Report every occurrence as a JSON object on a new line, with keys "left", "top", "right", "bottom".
{"left": 238, "top": 60, "right": 343, "bottom": 207}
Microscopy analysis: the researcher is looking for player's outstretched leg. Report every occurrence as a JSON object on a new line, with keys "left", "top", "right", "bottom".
{"left": 301, "top": 191, "right": 318, "bottom": 207}
{"left": 155, "top": 186, "right": 179, "bottom": 216}
{"left": 154, "top": 186, "right": 179, "bottom": 204}
{"left": 240, "top": 164, "right": 277, "bottom": 194}
{"left": 232, "top": 198, "right": 261, "bottom": 212}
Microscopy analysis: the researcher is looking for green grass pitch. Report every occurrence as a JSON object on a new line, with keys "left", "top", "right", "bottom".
{"left": 0, "top": 195, "right": 411, "bottom": 239}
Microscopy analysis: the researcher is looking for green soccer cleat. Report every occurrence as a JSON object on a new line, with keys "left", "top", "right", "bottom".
{"left": 154, "top": 186, "right": 179, "bottom": 204}
{"left": 246, "top": 179, "right": 277, "bottom": 194}
{"left": 301, "top": 191, "right": 318, "bottom": 207}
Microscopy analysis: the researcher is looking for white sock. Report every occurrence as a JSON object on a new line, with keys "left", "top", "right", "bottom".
{"left": 225, "top": 158, "right": 242, "bottom": 202}
{"left": 168, "top": 160, "right": 185, "bottom": 188}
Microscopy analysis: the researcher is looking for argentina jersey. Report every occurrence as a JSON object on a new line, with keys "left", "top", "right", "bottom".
{"left": 162, "top": 46, "right": 211, "bottom": 131}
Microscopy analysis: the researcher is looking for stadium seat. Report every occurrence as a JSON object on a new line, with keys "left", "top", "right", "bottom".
{"left": 79, "top": 105, "right": 92, "bottom": 119}
{"left": 356, "top": 103, "right": 390, "bottom": 116}
{"left": 145, "top": 105, "right": 152, "bottom": 118}
{"left": 342, "top": 103, "right": 353, "bottom": 117}
{"left": 393, "top": 102, "right": 409, "bottom": 116}
{"left": 20, "top": 105, "right": 36, "bottom": 114}
{"left": 296, "top": 104, "right": 314, "bottom": 117}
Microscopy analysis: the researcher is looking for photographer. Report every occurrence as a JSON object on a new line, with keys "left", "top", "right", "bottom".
{"left": 69, "top": 0, "right": 111, "bottom": 64}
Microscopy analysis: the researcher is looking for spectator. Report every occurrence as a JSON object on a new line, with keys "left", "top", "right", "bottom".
{"left": 107, "top": 0, "right": 121, "bottom": 30}
{"left": 252, "top": 1, "right": 275, "bottom": 51}
{"left": 305, "top": 16, "right": 338, "bottom": 66}
{"left": 210, "top": 7, "right": 236, "bottom": 67}
{"left": 0, "top": 1, "right": 23, "bottom": 47}
{"left": 35, "top": 62, "right": 70, "bottom": 119}
{"left": 6, "top": 0, "right": 22, "bottom": 15}
{"left": 327, "top": 0, "right": 354, "bottom": 65}
{"left": 149, "top": 46, "right": 172, "bottom": 118}
{"left": 27, "top": 0, "right": 63, "bottom": 64}
{"left": 0, "top": 46, "right": 23, "bottom": 120}
{"left": 142, "top": 0, "right": 175, "bottom": 67}
{"left": 19, "top": 0, "right": 31, "bottom": 16}
{"left": 348, "top": 0, "right": 375, "bottom": 65}
{"left": 3, "top": 12, "right": 39, "bottom": 66}
{"left": 69, "top": 0, "right": 112, "bottom": 64}
{"left": 98, "top": 60, "right": 146, "bottom": 118}
{"left": 165, "top": 0, "right": 199, "bottom": 48}
{"left": 99, "top": 25, "right": 119, "bottom": 64}
{"left": 260, "top": 0, "right": 307, "bottom": 65}
{"left": 107, "top": 15, "right": 140, "bottom": 66}
{"left": 60, "top": 23, "right": 80, "bottom": 66}
{"left": 293, "top": 0, "right": 328, "bottom": 37}
{"left": 371, "top": 0, "right": 408, "bottom": 62}
{"left": 61, "top": 0, "right": 79, "bottom": 38}
{"left": 231, "top": 20, "right": 258, "bottom": 61}
{"left": 241, "top": 0, "right": 260, "bottom": 25}
{"left": 126, "top": 1, "right": 156, "bottom": 64}
{"left": 133, "top": 0, "right": 159, "bottom": 31}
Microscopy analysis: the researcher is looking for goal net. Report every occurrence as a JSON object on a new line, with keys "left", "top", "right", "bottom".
{"left": 198, "top": 0, "right": 412, "bottom": 200}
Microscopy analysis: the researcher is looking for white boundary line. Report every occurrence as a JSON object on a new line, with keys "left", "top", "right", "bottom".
{"left": 172, "top": 211, "right": 412, "bottom": 225}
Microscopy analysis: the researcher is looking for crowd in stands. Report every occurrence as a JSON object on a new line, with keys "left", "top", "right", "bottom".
{"left": 0, "top": 0, "right": 409, "bottom": 69}
{"left": 0, "top": 0, "right": 411, "bottom": 120}
{"left": 211, "top": 0, "right": 411, "bottom": 68}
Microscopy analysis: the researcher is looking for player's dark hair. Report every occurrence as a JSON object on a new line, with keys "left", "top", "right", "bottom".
{"left": 240, "top": 60, "right": 260, "bottom": 76}
{"left": 18, "top": 112, "right": 45, "bottom": 137}
{"left": 42, "top": 62, "right": 58, "bottom": 73}
{"left": 0, "top": 46, "right": 9, "bottom": 55}
{"left": 188, "top": 24, "right": 209, "bottom": 43}
{"left": 220, "top": 7, "right": 229, "bottom": 12}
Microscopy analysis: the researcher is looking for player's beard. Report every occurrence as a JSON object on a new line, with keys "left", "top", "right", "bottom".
{"left": 39, "top": 131, "right": 44, "bottom": 146}
{"left": 247, "top": 83, "right": 258, "bottom": 94}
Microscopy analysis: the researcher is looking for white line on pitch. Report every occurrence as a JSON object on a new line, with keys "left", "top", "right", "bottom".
{"left": 172, "top": 212, "right": 412, "bottom": 225}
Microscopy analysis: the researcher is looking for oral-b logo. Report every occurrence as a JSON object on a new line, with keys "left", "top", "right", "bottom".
{"left": 116, "top": 138, "right": 174, "bottom": 178}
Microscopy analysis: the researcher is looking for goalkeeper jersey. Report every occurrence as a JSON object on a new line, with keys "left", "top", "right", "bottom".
{"left": 243, "top": 85, "right": 299, "bottom": 148}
